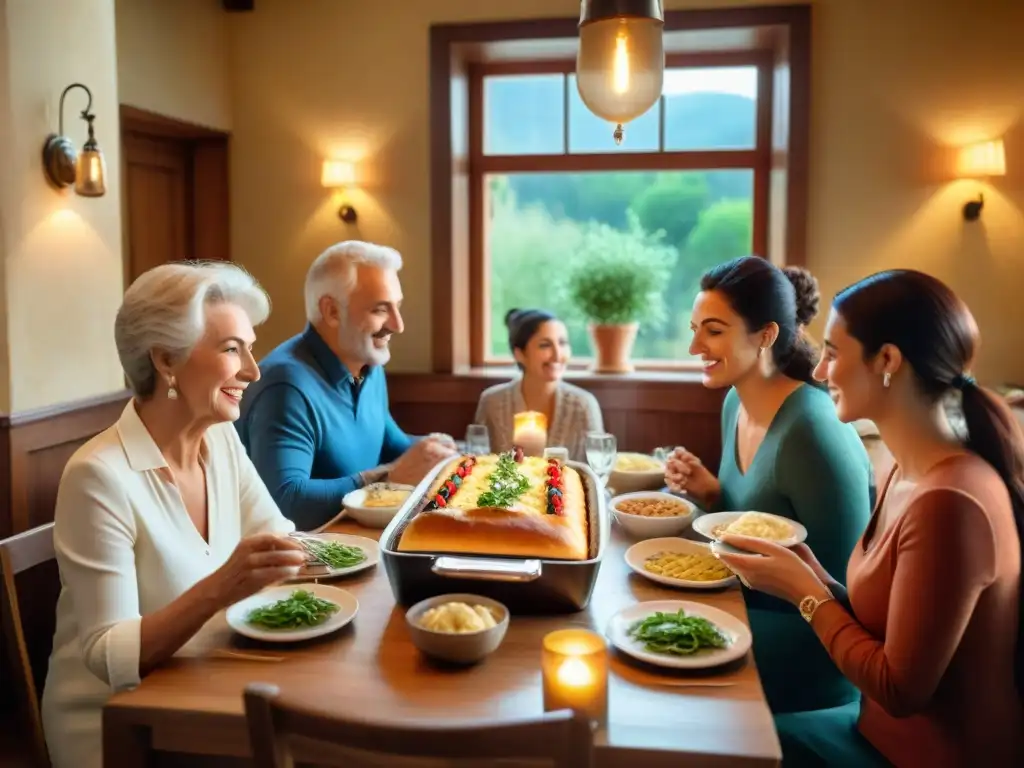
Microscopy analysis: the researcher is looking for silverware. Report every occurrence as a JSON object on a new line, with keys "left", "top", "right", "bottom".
{"left": 289, "top": 533, "right": 329, "bottom": 566}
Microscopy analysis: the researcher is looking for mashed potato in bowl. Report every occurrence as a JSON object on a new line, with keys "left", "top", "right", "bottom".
{"left": 418, "top": 602, "right": 498, "bottom": 633}
{"left": 615, "top": 452, "right": 664, "bottom": 473}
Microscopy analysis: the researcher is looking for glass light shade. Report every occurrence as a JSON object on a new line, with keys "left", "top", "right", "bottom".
{"left": 541, "top": 629, "right": 608, "bottom": 725}
{"left": 322, "top": 160, "right": 356, "bottom": 188}
{"left": 576, "top": 16, "right": 664, "bottom": 128}
{"left": 513, "top": 411, "right": 548, "bottom": 457}
{"left": 957, "top": 140, "right": 1006, "bottom": 178}
{"left": 75, "top": 147, "right": 107, "bottom": 197}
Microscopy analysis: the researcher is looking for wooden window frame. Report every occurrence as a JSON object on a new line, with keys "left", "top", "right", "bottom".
{"left": 470, "top": 52, "right": 773, "bottom": 369}
{"left": 430, "top": 5, "right": 811, "bottom": 375}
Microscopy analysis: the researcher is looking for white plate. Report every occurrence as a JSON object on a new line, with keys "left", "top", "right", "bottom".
{"left": 341, "top": 483, "right": 416, "bottom": 528}
{"left": 606, "top": 600, "right": 752, "bottom": 670}
{"left": 624, "top": 537, "right": 737, "bottom": 589}
{"left": 692, "top": 511, "right": 807, "bottom": 549}
{"left": 287, "top": 533, "right": 380, "bottom": 581}
{"left": 226, "top": 583, "right": 359, "bottom": 643}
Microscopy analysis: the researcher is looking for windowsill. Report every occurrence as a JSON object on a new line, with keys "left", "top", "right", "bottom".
{"left": 448, "top": 366, "right": 706, "bottom": 384}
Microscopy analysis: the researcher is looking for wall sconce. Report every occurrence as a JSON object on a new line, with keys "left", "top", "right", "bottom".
{"left": 957, "top": 139, "right": 1006, "bottom": 221}
{"left": 321, "top": 160, "right": 358, "bottom": 223}
{"left": 42, "top": 83, "right": 107, "bottom": 197}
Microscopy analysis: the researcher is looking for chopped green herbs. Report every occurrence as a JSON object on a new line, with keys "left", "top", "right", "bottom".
{"left": 627, "top": 609, "right": 728, "bottom": 656}
{"left": 246, "top": 589, "right": 339, "bottom": 630}
{"left": 301, "top": 540, "right": 366, "bottom": 569}
{"left": 476, "top": 452, "right": 531, "bottom": 509}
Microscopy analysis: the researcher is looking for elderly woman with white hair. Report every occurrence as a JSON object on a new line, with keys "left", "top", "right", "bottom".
{"left": 40, "top": 261, "right": 306, "bottom": 768}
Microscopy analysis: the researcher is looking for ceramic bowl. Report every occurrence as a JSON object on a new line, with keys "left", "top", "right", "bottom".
{"left": 610, "top": 491, "right": 696, "bottom": 539}
{"left": 405, "top": 593, "right": 509, "bottom": 664}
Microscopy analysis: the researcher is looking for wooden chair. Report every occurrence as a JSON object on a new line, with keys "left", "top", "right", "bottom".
{"left": 243, "top": 682, "right": 593, "bottom": 768}
{"left": 0, "top": 523, "right": 57, "bottom": 768}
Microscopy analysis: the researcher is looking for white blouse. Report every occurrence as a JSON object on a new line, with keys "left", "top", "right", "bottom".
{"left": 40, "top": 401, "right": 294, "bottom": 768}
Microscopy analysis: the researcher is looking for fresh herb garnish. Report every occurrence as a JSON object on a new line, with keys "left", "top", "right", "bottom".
{"left": 476, "top": 452, "right": 531, "bottom": 509}
{"left": 246, "top": 589, "right": 340, "bottom": 630}
{"left": 301, "top": 540, "right": 366, "bottom": 569}
{"left": 626, "top": 609, "right": 728, "bottom": 655}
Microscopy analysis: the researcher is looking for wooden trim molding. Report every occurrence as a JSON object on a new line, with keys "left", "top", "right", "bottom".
{"left": 0, "top": 390, "right": 131, "bottom": 538}
{"left": 429, "top": 4, "right": 812, "bottom": 374}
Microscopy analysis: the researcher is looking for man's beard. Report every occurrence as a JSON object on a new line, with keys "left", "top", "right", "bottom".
{"left": 338, "top": 323, "right": 391, "bottom": 368}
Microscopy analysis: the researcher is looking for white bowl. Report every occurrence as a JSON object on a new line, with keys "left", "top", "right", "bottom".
{"left": 609, "top": 452, "right": 666, "bottom": 495}
{"left": 341, "top": 483, "right": 416, "bottom": 528}
{"left": 405, "top": 593, "right": 510, "bottom": 665}
{"left": 610, "top": 491, "right": 696, "bottom": 539}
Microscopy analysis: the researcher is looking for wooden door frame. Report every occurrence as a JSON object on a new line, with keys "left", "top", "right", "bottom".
{"left": 119, "top": 106, "right": 232, "bottom": 276}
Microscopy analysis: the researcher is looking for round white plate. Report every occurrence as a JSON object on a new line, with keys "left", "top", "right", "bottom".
{"left": 287, "top": 533, "right": 379, "bottom": 581}
{"left": 341, "top": 483, "right": 416, "bottom": 528}
{"left": 624, "top": 537, "right": 737, "bottom": 589}
{"left": 692, "top": 511, "right": 807, "bottom": 549}
{"left": 606, "top": 600, "right": 752, "bottom": 670}
{"left": 226, "top": 583, "right": 359, "bottom": 643}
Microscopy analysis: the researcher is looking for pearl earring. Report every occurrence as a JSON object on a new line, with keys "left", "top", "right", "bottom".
{"left": 883, "top": 372, "right": 891, "bottom": 389}
{"left": 167, "top": 376, "right": 178, "bottom": 400}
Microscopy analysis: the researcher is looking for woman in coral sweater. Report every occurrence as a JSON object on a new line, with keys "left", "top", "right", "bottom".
{"left": 717, "top": 269, "right": 1024, "bottom": 767}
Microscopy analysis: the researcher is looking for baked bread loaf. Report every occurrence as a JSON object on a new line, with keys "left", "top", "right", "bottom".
{"left": 397, "top": 452, "right": 589, "bottom": 561}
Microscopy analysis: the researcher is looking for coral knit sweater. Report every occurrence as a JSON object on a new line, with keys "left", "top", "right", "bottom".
{"left": 812, "top": 453, "right": 1024, "bottom": 767}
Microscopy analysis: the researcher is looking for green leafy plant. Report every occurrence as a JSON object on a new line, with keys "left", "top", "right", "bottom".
{"left": 567, "top": 214, "right": 676, "bottom": 327}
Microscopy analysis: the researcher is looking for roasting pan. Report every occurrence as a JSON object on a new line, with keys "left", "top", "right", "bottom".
{"left": 380, "top": 458, "right": 610, "bottom": 614}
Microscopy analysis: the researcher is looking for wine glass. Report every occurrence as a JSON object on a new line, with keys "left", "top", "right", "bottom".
{"left": 585, "top": 431, "right": 617, "bottom": 487}
{"left": 465, "top": 424, "right": 491, "bottom": 455}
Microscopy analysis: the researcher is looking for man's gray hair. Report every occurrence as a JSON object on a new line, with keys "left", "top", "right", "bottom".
{"left": 304, "top": 240, "right": 403, "bottom": 323}
{"left": 114, "top": 261, "right": 271, "bottom": 397}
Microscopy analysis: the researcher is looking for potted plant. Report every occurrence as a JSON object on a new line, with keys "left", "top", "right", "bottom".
{"left": 568, "top": 221, "right": 674, "bottom": 373}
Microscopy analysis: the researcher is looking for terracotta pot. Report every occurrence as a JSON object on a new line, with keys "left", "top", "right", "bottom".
{"left": 588, "top": 322, "right": 639, "bottom": 374}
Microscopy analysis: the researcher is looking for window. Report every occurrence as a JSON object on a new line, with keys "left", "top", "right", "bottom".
{"left": 471, "top": 59, "right": 770, "bottom": 367}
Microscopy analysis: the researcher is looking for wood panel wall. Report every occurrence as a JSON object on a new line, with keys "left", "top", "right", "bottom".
{"left": 0, "top": 390, "right": 131, "bottom": 539}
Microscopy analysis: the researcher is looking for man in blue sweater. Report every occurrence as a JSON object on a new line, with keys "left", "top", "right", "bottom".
{"left": 237, "top": 241, "right": 456, "bottom": 530}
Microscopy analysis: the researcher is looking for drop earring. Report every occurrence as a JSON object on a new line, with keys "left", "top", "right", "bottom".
{"left": 882, "top": 372, "right": 891, "bottom": 389}
{"left": 167, "top": 376, "right": 178, "bottom": 400}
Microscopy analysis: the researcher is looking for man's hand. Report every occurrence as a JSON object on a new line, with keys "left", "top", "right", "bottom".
{"left": 388, "top": 436, "right": 458, "bottom": 485}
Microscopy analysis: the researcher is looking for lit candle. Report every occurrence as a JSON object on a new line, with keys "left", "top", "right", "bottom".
{"left": 513, "top": 411, "right": 548, "bottom": 457}
{"left": 541, "top": 629, "right": 608, "bottom": 725}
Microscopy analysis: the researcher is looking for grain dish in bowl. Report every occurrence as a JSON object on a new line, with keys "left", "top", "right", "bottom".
{"left": 610, "top": 491, "right": 695, "bottom": 539}
{"left": 609, "top": 452, "right": 666, "bottom": 494}
{"left": 405, "top": 593, "right": 509, "bottom": 664}
{"left": 693, "top": 510, "right": 808, "bottom": 549}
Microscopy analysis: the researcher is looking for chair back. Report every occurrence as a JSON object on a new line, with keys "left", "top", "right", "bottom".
{"left": 0, "top": 522, "right": 58, "bottom": 767}
{"left": 243, "top": 682, "right": 593, "bottom": 768}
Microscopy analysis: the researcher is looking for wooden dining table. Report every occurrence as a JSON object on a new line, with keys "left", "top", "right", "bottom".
{"left": 103, "top": 520, "right": 782, "bottom": 767}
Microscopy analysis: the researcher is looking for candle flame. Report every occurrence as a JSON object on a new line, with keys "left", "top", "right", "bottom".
{"left": 557, "top": 656, "right": 593, "bottom": 687}
{"left": 612, "top": 27, "right": 630, "bottom": 95}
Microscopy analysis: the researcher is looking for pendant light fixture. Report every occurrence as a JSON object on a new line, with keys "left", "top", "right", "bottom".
{"left": 576, "top": 0, "right": 665, "bottom": 145}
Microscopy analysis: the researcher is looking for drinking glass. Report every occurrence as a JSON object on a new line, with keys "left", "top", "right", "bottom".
{"left": 465, "top": 424, "right": 491, "bottom": 455}
{"left": 585, "top": 431, "right": 617, "bottom": 486}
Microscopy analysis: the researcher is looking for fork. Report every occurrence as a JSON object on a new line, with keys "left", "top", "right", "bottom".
{"left": 288, "top": 533, "right": 329, "bottom": 566}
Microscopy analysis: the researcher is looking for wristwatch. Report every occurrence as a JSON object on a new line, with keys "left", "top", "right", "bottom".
{"left": 798, "top": 593, "right": 835, "bottom": 623}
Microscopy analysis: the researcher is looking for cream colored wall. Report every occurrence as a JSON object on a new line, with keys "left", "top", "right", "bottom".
{"left": 226, "top": 0, "right": 1024, "bottom": 385}
{"left": 115, "top": 0, "right": 231, "bottom": 130}
{"left": 0, "top": 0, "right": 125, "bottom": 412}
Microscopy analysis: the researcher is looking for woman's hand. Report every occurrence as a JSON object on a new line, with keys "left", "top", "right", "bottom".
{"left": 206, "top": 533, "right": 307, "bottom": 608}
{"left": 664, "top": 447, "right": 721, "bottom": 506}
{"left": 790, "top": 542, "right": 837, "bottom": 587}
{"left": 714, "top": 535, "right": 830, "bottom": 605}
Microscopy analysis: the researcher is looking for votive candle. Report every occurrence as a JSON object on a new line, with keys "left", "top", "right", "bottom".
{"left": 541, "top": 629, "right": 608, "bottom": 725}
{"left": 513, "top": 411, "right": 548, "bottom": 457}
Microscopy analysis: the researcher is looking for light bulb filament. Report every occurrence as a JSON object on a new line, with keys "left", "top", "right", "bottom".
{"left": 612, "top": 29, "right": 630, "bottom": 94}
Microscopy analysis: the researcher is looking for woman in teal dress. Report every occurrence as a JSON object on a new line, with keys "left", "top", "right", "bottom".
{"left": 665, "top": 256, "right": 874, "bottom": 714}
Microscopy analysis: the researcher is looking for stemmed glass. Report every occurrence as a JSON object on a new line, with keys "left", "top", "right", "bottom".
{"left": 465, "top": 424, "right": 491, "bottom": 455}
{"left": 585, "top": 431, "right": 617, "bottom": 489}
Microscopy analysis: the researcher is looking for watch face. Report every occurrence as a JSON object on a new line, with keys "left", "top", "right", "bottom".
{"left": 799, "top": 596, "right": 816, "bottom": 619}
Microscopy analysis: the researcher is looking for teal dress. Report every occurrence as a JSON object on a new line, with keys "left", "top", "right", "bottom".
{"left": 714, "top": 385, "right": 873, "bottom": 714}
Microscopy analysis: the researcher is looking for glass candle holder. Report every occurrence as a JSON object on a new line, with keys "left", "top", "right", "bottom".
{"left": 513, "top": 411, "right": 548, "bottom": 457}
{"left": 541, "top": 628, "right": 608, "bottom": 725}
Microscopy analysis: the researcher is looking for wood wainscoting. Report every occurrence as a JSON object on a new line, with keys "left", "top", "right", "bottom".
{"left": 0, "top": 390, "right": 131, "bottom": 539}
{"left": 386, "top": 372, "right": 726, "bottom": 468}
